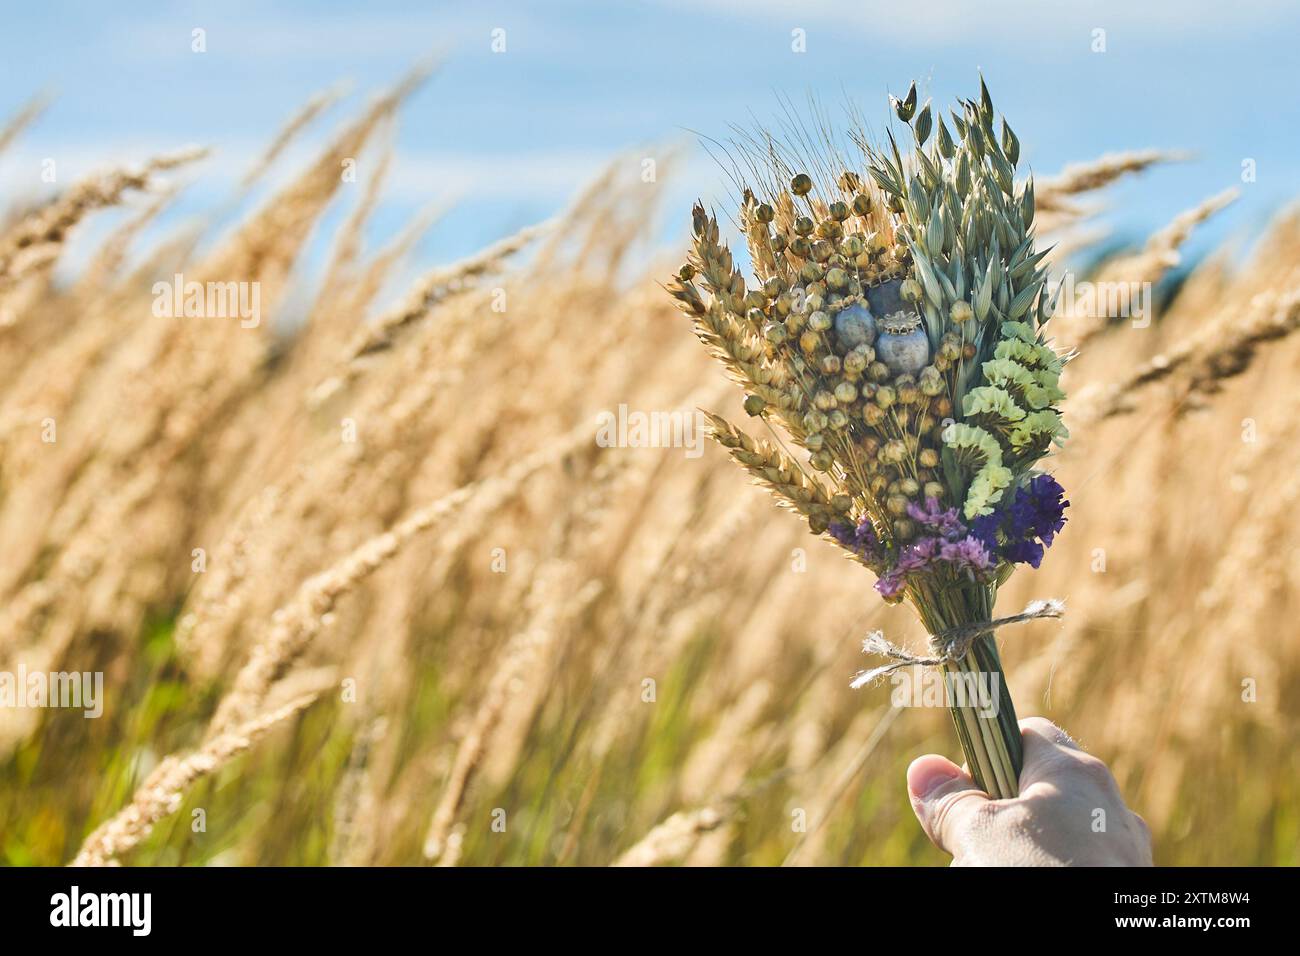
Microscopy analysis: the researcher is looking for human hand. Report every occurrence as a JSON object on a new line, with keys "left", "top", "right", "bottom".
{"left": 906, "top": 717, "right": 1152, "bottom": 866}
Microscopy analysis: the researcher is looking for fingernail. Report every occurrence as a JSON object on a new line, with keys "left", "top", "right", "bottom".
{"left": 907, "top": 759, "right": 959, "bottom": 799}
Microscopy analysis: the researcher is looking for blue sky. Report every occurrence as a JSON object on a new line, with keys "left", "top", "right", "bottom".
{"left": 2, "top": 0, "right": 1298, "bottom": 283}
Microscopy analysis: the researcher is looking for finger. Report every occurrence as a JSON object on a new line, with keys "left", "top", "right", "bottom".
{"left": 1130, "top": 811, "right": 1151, "bottom": 841}
{"left": 907, "top": 753, "right": 991, "bottom": 855}
{"left": 1017, "top": 717, "right": 1085, "bottom": 790}
{"left": 1020, "top": 716, "right": 1080, "bottom": 750}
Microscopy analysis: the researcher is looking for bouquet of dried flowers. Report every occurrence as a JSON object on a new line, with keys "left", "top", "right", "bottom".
{"left": 668, "top": 79, "right": 1069, "bottom": 798}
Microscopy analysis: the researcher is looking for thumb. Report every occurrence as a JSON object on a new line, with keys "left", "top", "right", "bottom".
{"left": 906, "top": 754, "right": 991, "bottom": 856}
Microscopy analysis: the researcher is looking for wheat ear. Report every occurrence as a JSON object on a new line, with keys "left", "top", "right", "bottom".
{"left": 69, "top": 692, "right": 321, "bottom": 867}
{"left": 702, "top": 410, "right": 835, "bottom": 528}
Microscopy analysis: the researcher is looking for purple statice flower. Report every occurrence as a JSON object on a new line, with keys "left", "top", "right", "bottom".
{"left": 970, "top": 474, "right": 1070, "bottom": 569}
{"left": 895, "top": 536, "right": 941, "bottom": 573}
{"left": 874, "top": 568, "right": 906, "bottom": 598}
{"left": 1020, "top": 474, "right": 1069, "bottom": 546}
{"left": 829, "top": 520, "right": 856, "bottom": 549}
{"left": 830, "top": 517, "right": 884, "bottom": 565}
{"left": 905, "top": 497, "right": 967, "bottom": 539}
{"left": 1002, "top": 537, "right": 1046, "bottom": 569}
{"left": 968, "top": 512, "right": 1002, "bottom": 554}
{"left": 939, "top": 534, "right": 995, "bottom": 573}
{"left": 872, "top": 533, "right": 995, "bottom": 596}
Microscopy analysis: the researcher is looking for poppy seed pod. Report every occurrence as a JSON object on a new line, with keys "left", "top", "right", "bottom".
{"left": 876, "top": 311, "right": 930, "bottom": 376}
{"left": 794, "top": 215, "right": 815, "bottom": 236}
{"left": 865, "top": 277, "right": 909, "bottom": 317}
{"left": 791, "top": 173, "right": 814, "bottom": 196}
{"left": 755, "top": 202, "right": 775, "bottom": 223}
{"left": 833, "top": 303, "right": 876, "bottom": 350}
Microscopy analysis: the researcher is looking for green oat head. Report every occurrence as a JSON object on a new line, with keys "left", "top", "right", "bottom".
{"left": 870, "top": 77, "right": 1069, "bottom": 517}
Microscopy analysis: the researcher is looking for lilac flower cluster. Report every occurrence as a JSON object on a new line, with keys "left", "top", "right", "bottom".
{"left": 970, "top": 474, "right": 1069, "bottom": 569}
{"left": 830, "top": 500, "right": 995, "bottom": 598}
{"left": 874, "top": 499, "right": 996, "bottom": 597}
{"left": 828, "top": 475, "right": 1069, "bottom": 598}
{"left": 829, "top": 517, "right": 883, "bottom": 565}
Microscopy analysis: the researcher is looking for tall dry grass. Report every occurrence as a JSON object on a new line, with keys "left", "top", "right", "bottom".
{"left": 1, "top": 81, "right": 1297, "bottom": 866}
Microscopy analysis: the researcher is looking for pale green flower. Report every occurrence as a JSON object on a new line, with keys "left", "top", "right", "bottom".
{"left": 963, "top": 385, "right": 1027, "bottom": 421}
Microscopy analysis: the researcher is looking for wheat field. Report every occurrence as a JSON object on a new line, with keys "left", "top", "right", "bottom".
{"left": 1, "top": 75, "right": 1296, "bottom": 867}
